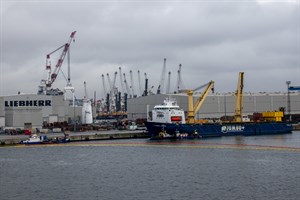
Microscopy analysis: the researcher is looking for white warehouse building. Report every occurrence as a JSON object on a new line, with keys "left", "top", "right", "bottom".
{"left": 127, "top": 92, "right": 300, "bottom": 121}
{"left": 0, "top": 94, "right": 84, "bottom": 131}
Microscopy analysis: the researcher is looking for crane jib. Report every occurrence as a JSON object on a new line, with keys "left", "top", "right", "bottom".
{"left": 43, "top": 31, "right": 76, "bottom": 89}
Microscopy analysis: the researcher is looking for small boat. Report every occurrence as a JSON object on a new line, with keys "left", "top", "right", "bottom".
{"left": 20, "top": 134, "right": 70, "bottom": 144}
{"left": 20, "top": 134, "right": 50, "bottom": 144}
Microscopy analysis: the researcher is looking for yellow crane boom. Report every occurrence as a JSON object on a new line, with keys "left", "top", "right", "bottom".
{"left": 193, "top": 81, "right": 214, "bottom": 114}
{"left": 181, "top": 81, "right": 214, "bottom": 124}
{"left": 234, "top": 72, "right": 244, "bottom": 122}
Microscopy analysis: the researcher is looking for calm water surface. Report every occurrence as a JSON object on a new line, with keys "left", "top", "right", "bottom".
{"left": 1, "top": 132, "right": 300, "bottom": 200}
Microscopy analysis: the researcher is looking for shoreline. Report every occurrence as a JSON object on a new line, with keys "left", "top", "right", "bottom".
{"left": 0, "top": 130, "right": 149, "bottom": 145}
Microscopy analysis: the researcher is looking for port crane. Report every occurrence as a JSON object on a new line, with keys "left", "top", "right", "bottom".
{"left": 38, "top": 31, "right": 76, "bottom": 95}
{"left": 180, "top": 80, "right": 214, "bottom": 124}
{"left": 119, "top": 67, "right": 125, "bottom": 94}
{"left": 123, "top": 73, "right": 131, "bottom": 97}
{"left": 143, "top": 73, "right": 148, "bottom": 96}
{"left": 112, "top": 71, "right": 118, "bottom": 95}
{"left": 166, "top": 71, "right": 171, "bottom": 94}
{"left": 157, "top": 58, "right": 167, "bottom": 94}
{"left": 106, "top": 73, "right": 113, "bottom": 93}
{"left": 101, "top": 74, "right": 107, "bottom": 97}
{"left": 234, "top": 72, "right": 244, "bottom": 122}
{"left": 176, "top": 64, "right": 185, "bottom": 93}
{"left": 129, "top": 70, "right": 135, "bottom": 97}
{"left": 138, "top": 70, "right": 142, "bottom": 96}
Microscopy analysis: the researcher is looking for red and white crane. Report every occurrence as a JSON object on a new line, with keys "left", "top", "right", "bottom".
{"left": 38, "top": 31, "right": 76, "bottom": 95}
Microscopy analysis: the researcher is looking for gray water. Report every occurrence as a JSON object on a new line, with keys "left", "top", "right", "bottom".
{"left": 1, "top": 132, "right": 300, "bottom": 200}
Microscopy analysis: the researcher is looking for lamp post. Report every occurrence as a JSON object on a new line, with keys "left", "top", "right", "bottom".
{"left": 286, "top": 81, "right": 291, "bottom": 122}
{"left": 73, "top": 103, "right": 76, "bottom": 132}
{"left": 224, "top": 94, "right": 227, "bottom": 121}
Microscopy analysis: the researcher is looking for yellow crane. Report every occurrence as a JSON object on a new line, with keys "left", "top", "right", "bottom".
{"left": 180, "top": 81, "right": 214, "bottom": 124}
{"left": 234, "top": 72, "right": 244, "bottom": 122}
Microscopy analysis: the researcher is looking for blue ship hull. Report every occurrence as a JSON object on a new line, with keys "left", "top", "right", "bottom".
{"left": 145, "top": 122, "right": 293, "bottom": 139}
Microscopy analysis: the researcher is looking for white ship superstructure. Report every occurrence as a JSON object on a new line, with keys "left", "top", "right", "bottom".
{"left": 149, "top": 98, "right": 185, "bottom": 124}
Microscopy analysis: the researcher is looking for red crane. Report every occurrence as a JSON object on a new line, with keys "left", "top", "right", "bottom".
{"left": 39, "top": 31, "right": 76, "bottom": 94}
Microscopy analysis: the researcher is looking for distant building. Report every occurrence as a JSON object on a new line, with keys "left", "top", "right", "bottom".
{"left": 0, "top": 94, "right": 83, "bottom": 130}
{"left": 127, "top": 92, "right": 300, "bottom": 120}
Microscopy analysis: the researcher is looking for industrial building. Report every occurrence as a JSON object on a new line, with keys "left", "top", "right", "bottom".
{"left": 127, "top": 92, "right": 300, "bottom": 121}
{"left": 0, "top": 94, "right": 84, "bottom": 131}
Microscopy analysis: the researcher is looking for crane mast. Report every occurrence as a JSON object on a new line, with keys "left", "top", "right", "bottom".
{"left": 106, "top": 72, "right": 118, "bottom": 113}
{"left": 101, "top": 74, "right": 107, "bottom": 97}
{"left": 106, "top": 73, "right": 113, "bottom": 92}
{"left": 129, "top": 70, "right": 135, "bottom": 97}
{"left": 123, "top": 73, "right": 131, "bottom": 97}
{"left": 84, "top": 81, "right": 88, "bottom": 99}
{"left": 119, "top": 67, "right": 125, "bottom": 94}
{"left": 157, "top": 58, "right": 167, "bottom": 94}
{"left": 234, "top": 72, "right": 244, "bottom": 122}
{"left": 166, "top": 71, "right": 171, "bottom": 94}
{"left": 143, "top": 73, "right": 148, "bottom": 96}
{"left": 112, "top": 71, "right": 118, "bottom": 94}
{"left": 176, "top": 64, "right": 185, "bottom": 93}
{"left": 138, "top": 70, "right": 142, "bottom": 96}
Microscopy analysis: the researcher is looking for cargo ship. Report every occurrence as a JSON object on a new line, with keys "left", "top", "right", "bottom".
{"left": 145, "top": 98, "right": 293, "bottom": 139}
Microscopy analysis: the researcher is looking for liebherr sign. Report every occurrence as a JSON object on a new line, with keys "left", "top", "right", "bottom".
{"left": 5, "top": 100, "right": 52, "bottom": 107}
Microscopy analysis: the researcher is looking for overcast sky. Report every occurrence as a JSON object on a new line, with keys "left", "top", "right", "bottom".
{"left": 1, "top": 0, "right": 299, "bottom": 99}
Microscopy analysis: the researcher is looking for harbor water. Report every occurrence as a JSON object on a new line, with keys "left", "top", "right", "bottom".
{"left": 1, "top": 131, "right": 300, "bottom": 200}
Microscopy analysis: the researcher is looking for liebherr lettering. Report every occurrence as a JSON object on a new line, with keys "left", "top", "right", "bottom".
{"left": 4, "top": 100, "right": 52, "bottom": 107}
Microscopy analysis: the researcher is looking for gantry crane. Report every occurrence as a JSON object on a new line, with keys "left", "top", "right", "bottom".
{"left": 180, "top": 81, "right": 214, "bottom": 124}
{"left": 38, "top": 31, "right": 76, "bottom": 95}
{"left": 234, "top": 72, "right": 244, "bottom": 122}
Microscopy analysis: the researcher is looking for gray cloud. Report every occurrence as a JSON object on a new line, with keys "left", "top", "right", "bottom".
{"left": 1, "top": 0, "right": 299, "bottom": 98}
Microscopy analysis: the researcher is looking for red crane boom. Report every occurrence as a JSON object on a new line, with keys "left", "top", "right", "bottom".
{"left": 45, "top": 31, "right": 76, "bottom": 88}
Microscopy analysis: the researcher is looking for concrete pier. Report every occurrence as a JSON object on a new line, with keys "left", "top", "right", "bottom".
{"left": 0, "top": 130, "right": 149, "bottom": 145}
